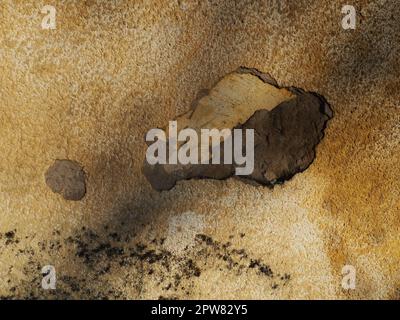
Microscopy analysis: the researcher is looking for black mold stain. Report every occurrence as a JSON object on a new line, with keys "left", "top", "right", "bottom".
{"left": 0, "top": 228, "right": 291, "bottom": 299}
{"left": 4, "top": 230, "right": 19, "bottom": 245}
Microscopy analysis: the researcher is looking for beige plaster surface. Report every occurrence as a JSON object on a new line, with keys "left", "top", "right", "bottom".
{"left": 0, "top": 0, "right": 399, "bottom": 299}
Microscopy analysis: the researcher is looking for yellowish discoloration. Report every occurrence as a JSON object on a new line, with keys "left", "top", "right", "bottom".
{"left": 176, "top": 72, "right": 294, "bottom": 131}
{"left": 0, "top": 0, "right": 399, "bottom": 299}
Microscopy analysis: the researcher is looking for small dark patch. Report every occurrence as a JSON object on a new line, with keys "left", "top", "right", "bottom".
{"left": 5, "top": 230, "right": 15, "bottom": 239}
{"left": 248, "top": 259, "right": 273, "bottom": 277}
{"left": 45, "top": 159, "right": 86, "bottom": 201}
{"left": 3, "top": 230, "right": 19, "bottom": 245}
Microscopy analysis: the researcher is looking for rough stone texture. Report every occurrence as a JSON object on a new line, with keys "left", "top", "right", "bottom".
{"left": 45, "top": 160, "right": 86, "bottom": 201}
{"left": 0, "top": 0, "right": 399, "bottom": 299}
{"left": 143, "top": 68, "right": 332, "bottom": 190}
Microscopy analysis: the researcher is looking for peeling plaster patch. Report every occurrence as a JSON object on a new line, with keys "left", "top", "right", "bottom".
{"left": 143, "top": 67, "right": 333, "bottom": 191}
{"left": 164, "top": 211, "right": 205, "bottom": 255}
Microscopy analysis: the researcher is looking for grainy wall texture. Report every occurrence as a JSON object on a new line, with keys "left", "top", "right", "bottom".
{"left": 0, "top": 0, "right": 399, "bottom": 299}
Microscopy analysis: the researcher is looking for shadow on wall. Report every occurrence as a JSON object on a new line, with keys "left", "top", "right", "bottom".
{"left": 13, "top": 0, "right": 400, "bottom": 298}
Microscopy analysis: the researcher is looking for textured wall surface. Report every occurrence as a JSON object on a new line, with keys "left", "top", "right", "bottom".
{"left": 0, "top": 0, "right": 399, "bottom": 299}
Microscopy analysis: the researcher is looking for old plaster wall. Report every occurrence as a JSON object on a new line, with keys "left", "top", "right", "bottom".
{"left": 0, "top": 0, "right": 399, "bottom": 299}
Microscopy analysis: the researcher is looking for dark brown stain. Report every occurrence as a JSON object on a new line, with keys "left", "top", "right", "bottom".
{"left": 45, "top": 159, "right": 86, "bottom": 201}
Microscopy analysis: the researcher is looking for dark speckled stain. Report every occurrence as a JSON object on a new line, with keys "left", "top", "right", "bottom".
{"left": 3, "top": 230, "right": 19, "bottom": 245}
{"left": 0, "top": 228, "right": 291, "bottom": 299}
